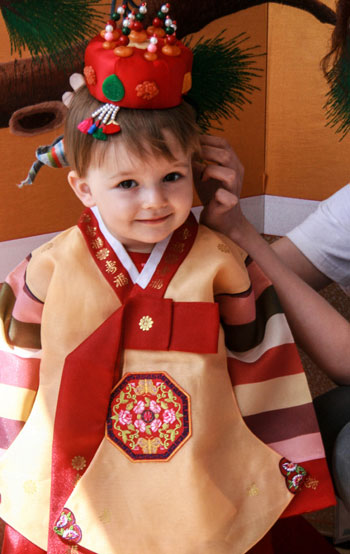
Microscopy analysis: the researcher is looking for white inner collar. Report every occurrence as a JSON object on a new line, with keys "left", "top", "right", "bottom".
{"left": 91, "top": 206, "right": 171, "bottom": 289}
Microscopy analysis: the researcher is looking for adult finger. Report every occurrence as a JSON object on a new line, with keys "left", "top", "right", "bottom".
{"left": 201, "top": 164, "right": 242, "bottom": 195}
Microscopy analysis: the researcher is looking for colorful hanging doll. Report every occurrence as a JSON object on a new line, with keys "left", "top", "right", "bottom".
{"left": 0, "top": 2, "right": 335, "bottom": 553}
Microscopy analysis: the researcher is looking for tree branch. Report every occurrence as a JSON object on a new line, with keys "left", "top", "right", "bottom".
{"left": 145, "top": 0, "right": 336, "bottom": 39}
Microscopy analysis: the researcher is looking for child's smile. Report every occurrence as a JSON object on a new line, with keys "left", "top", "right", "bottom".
{"left": 69, "top": 131, "right": 194, "bottom": 252}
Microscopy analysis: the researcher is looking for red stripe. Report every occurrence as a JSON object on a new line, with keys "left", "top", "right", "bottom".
{"left": 228, "top": 343, "right": 304, "bottom": 385}
{"left": 0, "top": 417, "right": 25, "bottom": 449}
{"left": 0, "top": 351, "right": 40, "bottom": 390}
{"left": 243, "top": 403, "right": 319, "bottom": 443}
{"left": 247, "top": 260, "right": 272, "bottom": 300}
{"left": 216, "top": 290, "right": 256, "bottom": 325}
{"left": 50, "top": 146, "right": 61, "bottom": 168}
{"left": 281, "top": 457, "right": 335, "bottom": 517}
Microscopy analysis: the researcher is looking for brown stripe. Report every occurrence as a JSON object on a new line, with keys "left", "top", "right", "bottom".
{"left": 0, "top": 281, "right": 16, "bottom": 334}
{"left": 215, "top": 286, "right": 252, "bottom": 300}
{"left": 0, "top": 282, "right": 41, "bottom": 349}
{"left": 243, "top": 403, "right": 319, "bottom": 444}
{"left": 0, "top": 416, "right": 25, "bottom": 449}
{"left": 223, "top": 285, "right": 283, "bottom": 352}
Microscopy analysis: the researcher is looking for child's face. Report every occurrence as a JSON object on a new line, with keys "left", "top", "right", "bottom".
{"left": 69, "top": 131, "right": 194, "bottom": 252}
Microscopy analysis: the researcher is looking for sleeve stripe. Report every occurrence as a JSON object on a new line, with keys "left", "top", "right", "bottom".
{"left": 227, "top": 313, "right": 294, "bottom": 363}
{"left": 0, "top": 383, "right": 36, "bottom": 421}
{"left": 8, "top": 317, "right": 41, "bottom": 349}
{"left": 222, "top": 285, "right": 283, "bottom": 352}
{"left": 0, "top": 417, "right": 25, "bottom": 449}
{"left": 0, "top": 282, "right": 41, "bottom": 350}
{"left": 12, "top": 287, "right": 43, "bottom": 324}
{"left": 215, "top": 290, "right": 256, "bottom": 325}
{"left": 0, "top": 350, "right": 40, "bottom": 390}
{"left": 246, "top": 259, "right": 273, "bottom": 300}
{"left": 243, "top": 403, "right": 319, "bottom": 443}
{"left": 233, "top": 373, "right": 312, "bottom": 416}
{"left": 228, "top": 343, "right": 304, "bottom": 385}
{"left": 268, "top": 433, "right": 325, "bottom": 463}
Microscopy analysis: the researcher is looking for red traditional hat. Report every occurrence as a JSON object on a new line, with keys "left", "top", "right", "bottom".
{"left": 78, "top": 2, "right": 193, "bottom": 140}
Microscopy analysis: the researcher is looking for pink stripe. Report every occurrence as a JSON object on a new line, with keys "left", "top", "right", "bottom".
{"left": 0, "top": 417, "right": 25, "bottom": 449}
{"left": 217, "top": 292, "right": 256, "bottom": 325}
{"left": 268, "top": 432, "right": 325, "bottom": 463}
{"left": 12, "top": 290, "right": 43, "bottom": 324}
{"left": 0, "top": 351, "right": 40, "bottom": 390}
{"left": 5, "top": 259, "right": 43, "bottom": 323}
{"left": 5, "top": 258, "right": 29, "bottom": 294}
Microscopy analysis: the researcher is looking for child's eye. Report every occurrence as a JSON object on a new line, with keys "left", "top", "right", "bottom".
{"left": 116, "top": 180, "right": 138, "bottom": 189}
{"left": 163, "top": 172, "right": 182, "bottom": 182}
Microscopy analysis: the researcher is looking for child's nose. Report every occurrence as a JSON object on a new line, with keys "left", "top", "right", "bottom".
{"left": 142, "top": 185, "right": 167, "bottom": 209}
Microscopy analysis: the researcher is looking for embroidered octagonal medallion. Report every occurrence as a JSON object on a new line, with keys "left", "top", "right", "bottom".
{"left": 106, "top": 372, "right": 191, "bottom": 461}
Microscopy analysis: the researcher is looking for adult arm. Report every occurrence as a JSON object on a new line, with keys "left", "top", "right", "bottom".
{"left": 196, "top": 137, "right": 350, "bottom": 292}
{"left": 201, "top": 188, "right": 350, "bottom": 384}
{"left": 271, "top": 237, "right": 332, "bottom": 290}
{"left": 273, "top": 185, "right": 350, "bottom": 293}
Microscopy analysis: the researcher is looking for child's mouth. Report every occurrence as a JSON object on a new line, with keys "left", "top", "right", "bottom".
{"left": 138, "top": 215, "right": 171, "bottom": 224}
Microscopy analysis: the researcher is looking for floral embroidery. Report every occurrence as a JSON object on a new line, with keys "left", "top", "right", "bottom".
{"left": 279, "top": 457, "right": 307, "bottom": 493}
{"left": 170, "top": 242, "right": 185, "bottom": 254}
{"left": 113, "top": 273, "right": 129, "bottom": 287}
{"left": 217, "top": 243, "right": 230, "bottom": 253}
{"left": 106, "top": 372, "right": 191, "bottom": 461}
{"left": 96, "top": 248, "right": 110, "bottom": 261}
{"left": 150, "top": 279, "right": 164, "bottom": 289}
{"left": 23, "top": 480, "right": 37, "bottom": 494}
{"left": 304, "top": 476, "right": 319, "bottom": 490}
{"left": 40, "top": 242, "right": 53, "bottom": 252}
{"left": 105, "top": 260, "right": 118, "bottom": 274}
{"left": 139, "top": 315, "right": 154, "bottom": 331}
{"left": 91, "top": 237, "right": 104, "bottom": 249}
{"left": 247, "top": 483, "right": 259, "bottom": 497}
{"left": 53, "top": 508, "right": 82, "bottom": 544}
{"left": 163, "top": 253, "right": 179, "bottom": 264}
{"left": 71, "top": 456, "right": 86, "bottom": 471}
{"left": 98, "top": 508, "right": 111, "bottom": 524}
{"left": 81, "top": 213, "right": 91, "bottom": 223}
{"left": 182, "top": 227, "right": 191, "bottom": 240}
{"left": 86, "top": 225, "right": 97, "bottom": 237}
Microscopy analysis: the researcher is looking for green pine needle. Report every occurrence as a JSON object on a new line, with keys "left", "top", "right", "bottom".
{"left": 323, "top": 40, "right": 350, "bottom": 139}
{"left": 1, "top": 0, "right": 107, "bottom": 68}
{"left": 185, "top": 31, "right": 263, "bottom": 132}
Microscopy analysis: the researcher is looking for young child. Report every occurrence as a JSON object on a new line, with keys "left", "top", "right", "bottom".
{"left": 0, "top": 4, "right": 335, "bottom": 553}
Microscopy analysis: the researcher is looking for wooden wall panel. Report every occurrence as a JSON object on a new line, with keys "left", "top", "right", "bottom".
{"left": 265, "top": 2, "right": 350, "bottom": 201}
{"left": 0, "top": 125, "right": 82, "bottom": 241}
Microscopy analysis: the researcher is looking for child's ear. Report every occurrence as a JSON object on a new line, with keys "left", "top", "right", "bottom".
{"left": 68, "top": 170, "right": 95, "bottom": 207}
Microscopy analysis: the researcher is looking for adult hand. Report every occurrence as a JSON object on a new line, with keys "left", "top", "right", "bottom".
{"left": 193, "top": 135, "right": 244, "bottom": 207}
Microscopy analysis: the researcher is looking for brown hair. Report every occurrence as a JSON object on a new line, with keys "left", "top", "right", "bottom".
{"left": 322, "top": 0, "right": 350, "bottom": 75}
{"left": 65, "top": 85, "right": 201, "bottom": 177}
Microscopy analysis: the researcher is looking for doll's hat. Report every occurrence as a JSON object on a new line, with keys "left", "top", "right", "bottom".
{"left": 78, "top": 2, "right": 193, "bottom": 140}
